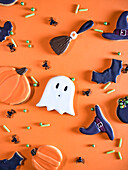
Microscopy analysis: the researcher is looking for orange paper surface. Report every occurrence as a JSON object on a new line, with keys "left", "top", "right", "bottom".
{"left": 0, "top": 0, "right": 128, "bottom": 170}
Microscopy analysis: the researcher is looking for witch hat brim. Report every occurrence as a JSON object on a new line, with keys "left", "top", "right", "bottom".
{"left": 102, "top": 11, "right": 128, "bottom": 40}
{"left": 102, "top": 33, "right": 128, "bottom": 40}
{"left": 79, "top": 105, "right": 114, "bottom": 140}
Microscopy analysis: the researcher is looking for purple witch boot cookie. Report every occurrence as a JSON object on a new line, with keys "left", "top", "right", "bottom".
{"left": 79, "top": 105, "right": 114, "bottom": 140}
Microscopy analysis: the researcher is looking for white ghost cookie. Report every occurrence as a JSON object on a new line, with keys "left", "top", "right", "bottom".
{"left": 36, "top": 76, "right": 75, "bottom": 116}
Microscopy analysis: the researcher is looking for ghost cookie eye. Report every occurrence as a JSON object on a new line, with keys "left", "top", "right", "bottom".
{"left": 64, "top": 86, "right": 68, "bottom": 91}
{"left": 56, "top": 83, "right": 59, "bottom": 89}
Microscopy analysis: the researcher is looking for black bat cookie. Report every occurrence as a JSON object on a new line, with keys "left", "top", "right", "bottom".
{"left": 0, "top": 21, "right": 13, "bottom": 42}
{"left": 92, "top": 59, "right": 122, "bottom": 84}
{"left": 0, "top": 152, "right": 24, "bottom": 170}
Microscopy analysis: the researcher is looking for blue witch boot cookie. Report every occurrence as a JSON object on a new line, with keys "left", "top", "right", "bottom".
{"left": 79, "top": 105, "right": 114, "bottom": 140}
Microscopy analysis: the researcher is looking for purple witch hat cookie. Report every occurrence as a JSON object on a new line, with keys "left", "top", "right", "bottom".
{"left": 117, "top": 96, "right": 128, "bottom": 123}
{"left": 102, "top": 11, "right": 128, "bottom": 40}
{"left": 79, "top": 105, "right": 114, "bottom": 140}
{"left": 0, "top": 0, "right": 17, "bottom": 6}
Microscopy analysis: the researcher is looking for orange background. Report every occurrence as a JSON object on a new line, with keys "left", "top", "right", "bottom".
{"left": 0, "top": 0, "right": 128, "bottom": 170}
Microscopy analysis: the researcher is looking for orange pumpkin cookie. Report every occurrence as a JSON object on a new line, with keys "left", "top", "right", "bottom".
{"left": 31, "top": 145, "right": 63, "bottom": 170}
{"left": 0, "top": 67, "right": 31, "bottom": 105}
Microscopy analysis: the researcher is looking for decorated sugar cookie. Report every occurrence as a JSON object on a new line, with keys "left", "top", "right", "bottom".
{"left": 0, "top": 21, "right": 13, "bottom": 42}
{"left": 117, "top": 96, "right": 128, "bottom": 123}
{"left": 0, "top": 152, "right": 24, "bottom": 170}
{"left": 102, "top": 11, "right": 128, "bottom": 40}
{"left": 31, "top": 145, "right": 63, "bottom": 170}
{"left": 79, "top": 105, "right": 114, "bottom": 140}
{"left": 92, "top": 59, "right": 122, "bottom": 84}
{"left": 50, "top": 20, "right": 94, "bottom": 55}
{"left": 36, "top": 76, "right": 75, "bottom": 116}
{"left": 0, "top": 67, "right": 31, "bottom": 105}
{"left": 0, "top": 0, "right": 17, "bottom": 6}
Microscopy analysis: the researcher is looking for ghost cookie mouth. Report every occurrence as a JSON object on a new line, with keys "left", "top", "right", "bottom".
{"left": 58, "top": 95, "right": 60, "bottom": 97}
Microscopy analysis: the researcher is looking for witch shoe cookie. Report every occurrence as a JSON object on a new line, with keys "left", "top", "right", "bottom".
{"left": 92, "top": 59, "right": 122, "bottom": 84}
{"left": 79, "top": 105, "right": 114, "bottom": 140}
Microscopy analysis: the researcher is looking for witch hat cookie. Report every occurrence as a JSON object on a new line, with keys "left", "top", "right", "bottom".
{"left": 117, "top": 96, "right": 128, "bottom": 123}
{"left": 79, "top": 105, "right": 114, "bottom": 140}
{"left": 102, "top": 11, "right": 128, "bottom": 40}
{"left": 0, "top": 0, "right": 17, "bottom": 6}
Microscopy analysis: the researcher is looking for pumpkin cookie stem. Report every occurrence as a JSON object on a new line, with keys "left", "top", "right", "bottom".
{"left": 16, "top": 67, "right": 28, "bottom": 75}
{"left": 31, "top": 148, "right": 38, "bottom": 156}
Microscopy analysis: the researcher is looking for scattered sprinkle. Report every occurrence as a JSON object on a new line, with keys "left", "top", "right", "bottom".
{"left": 25, "top": 13, "right": 35, "bottom": 18}
{"left": 119, "top": 138, "right": 122, "bottom": 148}
{"left": 106, "top": 150, "right": 115, "bottom": 154}
{"left": 26, "top": 144, "right": 30, "bottom": 147}
{"left": 3, "top": 125, "right": 10, "bottom": 133}
{"left": 92, "top": 144, "right": 95, "bottom": 147}
{"left": 107, "top": 89, "right": 115, "bottom": 94}
{"left": 10, "top": 31, "right": 14, "bottom": 35}
{"left": 39, "top": 122, "right": 43, "bottom": 126}
{"left": 41, "top": 124, "right": 50, "bottom": 127}
{"left": 91, "top": 107, "right": 94, "bottom": 111}
{"left": 23, "top": 109, "right": 27, "bottom": 113}
{"left": 31, "top": 76, "right": 38, "bottom": 84}
{"left": 75, "top": 4, "right": 80, "bottom": 14}
{"left": 27, "top": 126, "right": 30, "bottom": 130}
{"left": 104, "top": 82, "right": 111, "bottom": 89}
{"left": 11, "top": 39, "right": 17, "bottom": 47}
{"left": 118, "top": 152, "right": 122, "bottom": 160}
{"left": 28, "top": 44, "right": 32, "bottom": 48}
{"left": 104, "top": 22, "right": 108, "bottom": 25}
{"left": 26, "top": 40, "right": 30, "bottom": 43}
{"left": 94, "top": 29, "right": 103, "bottom": 33}
{"left": 31, "top": 7, "right": 35, "bottom": 11}
{"left": 20, "top": 2, "right": 24, "bottom": 6}
{"left": 33, "top": 83, "right": 37, "bottom": 87}
{"left": 117, "top": 52, "right": 121, "bottom": 56}
{"left": 71, "top": 77, "right": 75, "bottom": 81}
{"left": 79, "top": 9, "right": 88, "bottom": 11}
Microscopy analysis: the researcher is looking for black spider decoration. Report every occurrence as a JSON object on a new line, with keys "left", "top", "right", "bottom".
{"left": 42, "top": 60, "right": 50, "bottom": 70}
{"left": 7, "top": 109, "right": 16, "bottom": 118}
{"left": 76, "top": 157, "right": 85, "bottom": 164}
{"left": 11, "top": 135, "right": 20, "bottom": 144}
{"left": 82, "top": 89, "right": 91, "bottom": 96}
{"left": 7, "top": 43, "right": 16, "bottom": 52}
{"left": 49, "top": 17, "right": 58, "bottom": 26}
{"left": 122, "top": 64, "right": 128, "bottom": 73}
